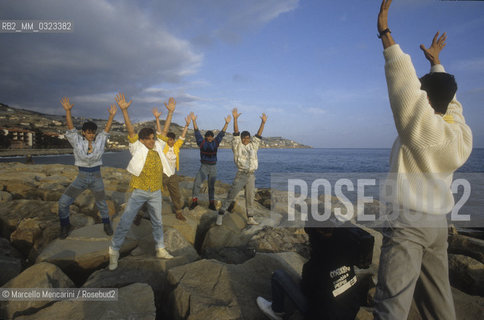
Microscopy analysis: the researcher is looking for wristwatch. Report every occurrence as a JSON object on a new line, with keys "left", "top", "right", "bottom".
{"left": 377, "top": 28, "right": 391, "bottom": 39}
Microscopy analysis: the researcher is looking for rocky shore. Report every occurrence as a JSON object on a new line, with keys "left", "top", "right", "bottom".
{"left": 0, "top": 163, "right": 483, "bottom": 319}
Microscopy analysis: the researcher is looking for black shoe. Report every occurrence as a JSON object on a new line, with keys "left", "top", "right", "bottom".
{"left": 189, "top": 201, "right": 198, "bottom": 210}
{"left": 60, "top": 224, "right": 72, "bottom": 239}
{"left": 208, "top": 202, "right": 216, "bottom": 211}
{"left": 227, "top": 201, "right": 236, "bottom": 213}
{"left": 104, "top": 222, "right": 113, "bottom": 236}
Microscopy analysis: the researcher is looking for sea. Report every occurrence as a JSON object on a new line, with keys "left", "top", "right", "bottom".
{"left": 1, "top": 148, "right": 483, "bottom": 188}
{"left": 1, "top": 148, "right": 483, "bottom": 227}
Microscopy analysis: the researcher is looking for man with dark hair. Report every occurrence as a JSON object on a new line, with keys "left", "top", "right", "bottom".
{"left": 58, "top": 97, "right": 116, "bottom": 239}
{"left": 189, "top": 112, "right": 231, "bottom": 210}
{"left": 108, "top": 93, "right": 174, "bottom": 271}
{"left": 81, "top": 121, "right": 98, "bottom": 132}
{"left": 153, "top": 105, "right": 192, "bottom": 221}
{"left": 217, "top": 108, "right": 267, "bottom": 226}
{"left": 374, "top": 1, "right": 473, "bottom": 319}
{"left": 256, "top": 227, "right": 363, "bottom": 320}
{"left": 420, "top": 72, "right": 457, "bottom": 114}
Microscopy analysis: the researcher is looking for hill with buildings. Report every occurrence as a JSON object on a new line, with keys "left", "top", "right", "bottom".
{"left": 0, "top": 103, "right": 310, "bottom": 152}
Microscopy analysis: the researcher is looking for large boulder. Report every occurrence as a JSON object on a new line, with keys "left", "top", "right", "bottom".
{"left": 36, "top": 220, "right": 138, "bottom": 285}
{"left": 15, "top": 283, "right": 156, "bottom": 320}
{"left": 449, "top": 254, "right": 484, "bottom": 296}
{"left": 82, "top": 226, "right": 198, "bottom": 319}
{"left": 0, "top": 262, "right": 74, "bottom": 320}
{"left": 0, "top": 200, "right": 62, "bottom": 260}
{"left": 0, "top": 237, "right": 23, "bottom": 286}
{"left": 452, "top": 287, "right": 484, "bottom": 319}
{"left": 0, "top": 200, "right": 58, "bottom": 238}
{"left": 248, "top": 226, "right": 309, "bottom": 258}
{"left": 448, "top": 234, "right": 484, "bottom": 264}
{"left": 166, "top": 252, "right": 306, "bottom": 320}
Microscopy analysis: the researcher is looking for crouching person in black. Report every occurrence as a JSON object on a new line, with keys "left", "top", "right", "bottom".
{"left": 257, "top": 226, "right": 371, "bottom": 320}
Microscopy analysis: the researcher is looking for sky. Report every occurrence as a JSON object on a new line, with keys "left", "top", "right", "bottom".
{"left": 0, "top": 0, "right": 483, "bottom": 148}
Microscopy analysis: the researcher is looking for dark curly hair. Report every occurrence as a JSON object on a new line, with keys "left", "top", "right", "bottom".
{"left": 420, "top": 72, "right": 457, "bottom": 114}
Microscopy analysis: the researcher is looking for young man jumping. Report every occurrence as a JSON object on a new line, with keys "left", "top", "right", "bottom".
{"left": 58, "top": 97, "right": 116, "bottom": 239}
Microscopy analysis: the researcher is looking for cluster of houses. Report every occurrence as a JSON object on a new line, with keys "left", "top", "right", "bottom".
{"left": 0, "top": 127, "right": 64, "bottom": 149}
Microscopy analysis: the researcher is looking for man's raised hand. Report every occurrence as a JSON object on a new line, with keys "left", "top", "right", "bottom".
{"left": 232, "top": 108, "right": 241, "bottom": 119}
{"left": 186, "top": 113, "right": 193, "bottom": 126}
{"left": 260, "top": 113, "right": 268, "bottom": 123}
{"left": 115, "top": 93, "right": 132, "bottom": 110}
{"left": 61, "top": 97, "right": 73, "bottom": 111}
{"left": 108, "top": 104, "right": 117, "bottom": 116}
{"left": 164, "top": 97, "right": 176, "bottom": 112}
{"left": 225, "top": 115, "right": 232, "bottom": 124}
{"left": 190, "top": 113, "right": 197, "bottom": 121}
{"left": 152, "top": 107, "right": 162, "bottom": 119}
{"left": 420, "top": 32, "right": 446, "bottom": 66}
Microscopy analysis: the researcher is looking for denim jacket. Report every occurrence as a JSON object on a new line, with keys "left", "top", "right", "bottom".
{"left": 65, "top": 129, "right": 109, "bottom": 168}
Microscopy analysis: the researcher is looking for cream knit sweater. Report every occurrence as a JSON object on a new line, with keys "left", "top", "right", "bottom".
{"left": 383, "top": 44, "right": 473, "bottom": 215}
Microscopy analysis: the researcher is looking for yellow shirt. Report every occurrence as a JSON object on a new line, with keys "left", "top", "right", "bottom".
{"left": 128, "top": 134, "right": 164, "bottom": 192}
{"left": 160, "top": 135, "right": 185, "bottom": 171}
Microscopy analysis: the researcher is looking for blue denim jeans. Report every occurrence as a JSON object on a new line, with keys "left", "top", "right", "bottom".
{"left": 58, "top": 170, "right": 109, "bottom": 226}
{"left": 111, "top": 188, "right": 165, "bottom": 251}
{"left": 192, "top": 163, "right": 217, "bottom": 201}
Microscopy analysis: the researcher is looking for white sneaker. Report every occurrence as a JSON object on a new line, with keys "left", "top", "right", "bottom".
{"left": 216, "top": 214, "right": 223, "bottom": 226}
{"left": 247, "top": 217, "right": 259, "bottom": 225}
{"left": 256, "top": 296, "right": 284, "bottom": 320}
{"left": 108, "top": 246, "right": 119, "bottom": 271}
{"left": 156, "top": 247, "right": 174, "bottom": 259}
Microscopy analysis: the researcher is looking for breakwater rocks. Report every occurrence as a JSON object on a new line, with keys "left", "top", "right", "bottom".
{"left": 0, "top": 162, "right": 483, "bottom": 319}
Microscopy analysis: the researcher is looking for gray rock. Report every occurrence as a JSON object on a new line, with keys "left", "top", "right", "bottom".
{"left": 452, "top": 286, "right": 484, "bottom": 320}
{"left": 166, "top": 252, "right": 306, "bottom": 320}
{"left": 82, "top": 227, "right": 198, "bottom": 318}
{"left": 449, "top": 254, "right": 484, "bottom": 296}
{"left": 10, "top": 218, "right": 44, "bottom": 257}
{"left": 0, "top": 190, "right": 12, "bottom": 202}
{"left": 15, "top": 283, "right": 156, "bottom": 320}
{"left": 36, "top": 220, "right": 138, "bottom": 285}
{"left": 248, "top": 226, "right": 309, "bottom": 258}
{"left": 448, "top": 234, "right": 484, "bottom": 264}
{"left": 0, "top": 262, "right": 74, "bottom": 320}
{"left": 0, "top": 200, "right": 58, "bottom": 238}
{"left": 0, "top": 255, "right": 22, "bottom": 286}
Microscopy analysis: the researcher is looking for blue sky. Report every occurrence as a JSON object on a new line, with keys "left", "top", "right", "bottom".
{"left": 1, "top": 0, "right": 483, "bottom": 148}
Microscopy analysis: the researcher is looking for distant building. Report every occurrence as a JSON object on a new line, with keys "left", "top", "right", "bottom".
{"left": 0, "top": 127, "right": 35, "bottom": 149}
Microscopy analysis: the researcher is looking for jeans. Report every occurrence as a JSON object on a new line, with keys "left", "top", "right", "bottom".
{"left": 222, "top": 170, "right": 255, "bottom": 217}
{"left": 374, "top": 210, "right": 455, "bottom": 320}
{"left": 192, "top": 163, "right": 217, "bottom": 201}
{"left": 111, "top": 188, "right": 165, "bottom": 251}
{"left": 58, "top": 170, "right": 109, "bottom": 226}
{"left": 271, "top": 269, "right": 308, "bottom": 315}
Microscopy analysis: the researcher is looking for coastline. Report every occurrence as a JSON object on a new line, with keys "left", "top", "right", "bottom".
{"left": 0, "top": 145, "right": 311, "bottom": 158}
{"left": 0, "top": 148, "right": 74, "bottom": 157}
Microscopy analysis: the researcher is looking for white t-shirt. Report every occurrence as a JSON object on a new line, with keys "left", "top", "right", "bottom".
{"left": 165, "top": 146, "right": 177, "bottom": 173}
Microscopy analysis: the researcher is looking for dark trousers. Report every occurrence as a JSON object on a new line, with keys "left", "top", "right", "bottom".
{"left": 271, "top": 269, "right": 308, "bottom": 315}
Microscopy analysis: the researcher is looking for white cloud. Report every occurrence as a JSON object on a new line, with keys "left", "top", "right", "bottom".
{"left": 0, "top": 0, "right": 202, "bottom": 118}
{"left": 306, "top": 107, "right": 326, "bottom": 115}
{"left": 452, "top": 57, "right": 484, "bottom": 73}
